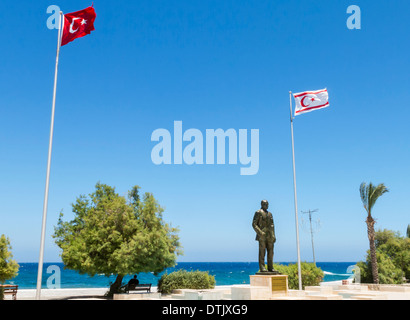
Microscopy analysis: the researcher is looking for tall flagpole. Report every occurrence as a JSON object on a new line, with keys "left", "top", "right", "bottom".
{"left": 289, "top": 91, "right": 302, "bottom": 291}
{"left": 36, "top": 11, "right": 63, "bottom": 300}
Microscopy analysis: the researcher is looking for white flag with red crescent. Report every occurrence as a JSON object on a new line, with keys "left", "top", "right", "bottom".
{"left": 293, "top": 88, "right": 329, "bottom": 116}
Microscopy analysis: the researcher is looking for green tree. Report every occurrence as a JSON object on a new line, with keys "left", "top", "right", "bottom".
{"left": 53, "top": 183, "right": 182, "bottom": 296}
{"left": 359, "top": 182, "right": 389, "bottom": 284}
{"left": 357, "top": 229, "right": 409, "bottom": 283}
{"left": 407, "top": 224, "right": 410, "bottom": 238}
{"left": 357, "top": 252, "right": 403, "bottom": 284}
{"left": 0, "top": 235, "right": 19, "bottom": 300}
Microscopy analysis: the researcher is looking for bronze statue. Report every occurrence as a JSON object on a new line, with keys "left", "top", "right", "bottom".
{"left": 252, "top": 200, "right": 277, "bottom": 273}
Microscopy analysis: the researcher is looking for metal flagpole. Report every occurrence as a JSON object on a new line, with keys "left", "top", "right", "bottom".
{"left": 36, "top": 11, "right": 63, "bottom": 300}
{"left": 289, "top": 91, "right": 302, "bottom": 291}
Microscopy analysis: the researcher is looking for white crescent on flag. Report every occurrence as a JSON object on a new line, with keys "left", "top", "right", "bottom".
{"left": 293, "top": 88, "right": 329, "bottom": 116}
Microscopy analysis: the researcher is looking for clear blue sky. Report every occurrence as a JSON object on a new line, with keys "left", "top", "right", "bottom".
{"left": 1, "top": 0, "right": 409, "bottom": 263}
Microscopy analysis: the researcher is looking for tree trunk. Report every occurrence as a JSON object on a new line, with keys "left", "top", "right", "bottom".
{"left": 366, "top": 216, "right": 379, "bottom": 284}
{"left": 109, "top": 275, "right": 124, "bottom": 296}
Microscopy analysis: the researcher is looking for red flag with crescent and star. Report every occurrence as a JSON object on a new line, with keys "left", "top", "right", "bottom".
{"left": 61, "top": 6, "right": 96, "bottom": 46}
{"left": 293, "top": 88, "right": 330, "bottom": 116}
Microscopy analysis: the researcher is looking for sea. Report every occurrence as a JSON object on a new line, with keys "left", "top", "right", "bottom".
{"left": 5, "top": 262, "right": 356, "bottom": 289}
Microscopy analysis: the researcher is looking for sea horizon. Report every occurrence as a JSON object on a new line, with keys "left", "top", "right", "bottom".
{"left": 7, "top": 261, "right": 357, "bottom": 289}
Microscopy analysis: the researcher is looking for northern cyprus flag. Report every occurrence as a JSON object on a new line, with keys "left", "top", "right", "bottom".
{"left": 293, "top": 88, "right": 329, "bottom": 116}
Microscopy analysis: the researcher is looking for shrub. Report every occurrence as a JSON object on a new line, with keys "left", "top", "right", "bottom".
{"left": 271, "top": 262, "right": 324, "bottom": 289}
{"left": 157, "top": 269, "right": 216, "bottom": 294}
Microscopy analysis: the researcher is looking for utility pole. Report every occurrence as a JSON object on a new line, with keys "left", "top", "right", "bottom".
{"left": 301, "top": 209, "right": 319, "bottom": 266}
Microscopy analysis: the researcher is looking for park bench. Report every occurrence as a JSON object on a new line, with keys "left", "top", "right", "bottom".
{"left": 126, "top": 283, "right": 152, "bottom": 294}
{"left": 1, "top": 284, "right": 18, "bottom": 300}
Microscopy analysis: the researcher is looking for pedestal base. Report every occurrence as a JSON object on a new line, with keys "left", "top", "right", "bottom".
{"left": 250, "top": 274, "right": 288, "bottom": 295}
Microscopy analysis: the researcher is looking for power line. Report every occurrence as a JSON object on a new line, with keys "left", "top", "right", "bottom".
{"left": 301, "top": 209, "right": 319, "bottom": 266}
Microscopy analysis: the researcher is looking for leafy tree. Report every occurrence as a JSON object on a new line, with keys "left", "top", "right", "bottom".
{"left": 359, "top": 182, "right": 389, "bottom": 284}
{"left": 375, "top": 229, "right": 410, "bottom": 281}
{"left": 0, "top": 235, "right": 19, "bottom": 300}
{"left": 357, "top": 229, "right": 409, "bottom": 283}
{"left": 53, "top": 183, "right": 182, "bottom": 295}
{"left": 407, "top": 224, "right": 410, "bottom": 238}
{"left": 357, "top": 252, "right": 403, "bottom": 284}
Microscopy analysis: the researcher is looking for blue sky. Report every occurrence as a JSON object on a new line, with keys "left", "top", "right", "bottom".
{"left": 1, "top": 0, "right": 409, "bottom": 263}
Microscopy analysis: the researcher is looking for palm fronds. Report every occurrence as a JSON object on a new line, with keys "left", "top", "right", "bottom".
{"left": 359, "top": 182, "right": 389, "bottom": 216}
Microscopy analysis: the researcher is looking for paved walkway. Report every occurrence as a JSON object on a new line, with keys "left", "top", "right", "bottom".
{"left": 5, "top": 283, "right": 410, "bottom": 300}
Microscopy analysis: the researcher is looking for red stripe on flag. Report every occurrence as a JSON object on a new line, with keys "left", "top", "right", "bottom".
{"left": 294, "top": 89, "right": 327, "bottom": 98}
{"left": 295, "top": 102, "right": 329, "bottom": 114}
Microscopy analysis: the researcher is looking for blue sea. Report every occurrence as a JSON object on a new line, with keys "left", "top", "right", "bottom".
{"left": 5, "top": 262, "right": 356, "bottom": 289}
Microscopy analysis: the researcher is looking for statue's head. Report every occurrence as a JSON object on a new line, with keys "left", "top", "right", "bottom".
{"left": 261, "top": 200, "right": 269, "bottom": 210}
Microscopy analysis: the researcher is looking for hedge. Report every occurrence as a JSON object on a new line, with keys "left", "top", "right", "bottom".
{"left": 157, "top": 269, "right": 216, "bottom": 294}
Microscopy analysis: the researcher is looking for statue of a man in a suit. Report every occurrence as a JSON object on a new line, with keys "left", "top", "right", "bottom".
{"left": 252, "top": 200, "right": 276, "bottom": 272}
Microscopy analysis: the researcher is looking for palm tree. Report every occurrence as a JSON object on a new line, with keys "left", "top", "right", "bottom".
{"left": 359, "top": 182, "right": 389, "bottom": 284}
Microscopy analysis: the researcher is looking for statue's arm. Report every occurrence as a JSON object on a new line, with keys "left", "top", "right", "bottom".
{"left": 252, "top": 211, "right": 263, "bottom": 236}
{"left": 272, "top": 220, "right": 276, "bottom": 242}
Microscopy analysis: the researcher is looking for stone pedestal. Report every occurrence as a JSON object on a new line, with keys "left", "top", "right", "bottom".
{"left": 250, "top": 274, "right": 288, "bottom": 296}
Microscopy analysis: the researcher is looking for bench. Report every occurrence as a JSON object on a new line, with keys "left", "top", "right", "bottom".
{"left": 1, "top": 284, "right": 18, "bottom": 300}
{"left": 126, "top": 283, "right": 152, "bottom": 294}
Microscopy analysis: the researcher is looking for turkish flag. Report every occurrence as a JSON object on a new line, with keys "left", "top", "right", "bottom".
{"left": 61, "top": 6, "right": 96, "bottom": 46}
